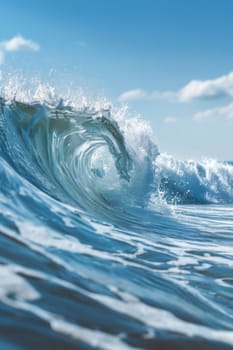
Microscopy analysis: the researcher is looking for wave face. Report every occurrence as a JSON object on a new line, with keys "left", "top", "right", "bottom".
{"left": 0, "top": 88, "right": 233, "bottom": 350}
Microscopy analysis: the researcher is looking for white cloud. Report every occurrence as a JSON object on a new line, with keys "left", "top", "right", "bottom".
{"left": 194, "top": 103, "right": 233, "bottom": 122}
{"left": 0, "top": 35, "right": 40, "bottom": 64}
{"left": 118, "top": 89, "right": 147, "bottom": 102}
{"left": 164, "top": 117, "right": 177, "bottom": 124}
{"left": 118, "top": 71, "right": 233, "bottom": 103}
{"left": 118, "top": 88, "right": 175, "bottom": 102}
{"left": 179, "top": 72, "right": 233, "bottom": 102}
{"left": 2, "top": 35, "right": 40, "bottom": 52}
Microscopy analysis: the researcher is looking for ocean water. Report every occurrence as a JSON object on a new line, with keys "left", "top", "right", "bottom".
{"left": 0, "top": 81, "right": 233, "bottom": 350}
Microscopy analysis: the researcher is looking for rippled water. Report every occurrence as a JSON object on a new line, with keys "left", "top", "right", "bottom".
{"left": 0, "top": 86, "right": 233, "bottom": 349}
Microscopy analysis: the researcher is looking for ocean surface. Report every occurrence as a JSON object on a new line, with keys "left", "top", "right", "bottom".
{"left": 0, "top": 81, "right": 233, "bottom": 350}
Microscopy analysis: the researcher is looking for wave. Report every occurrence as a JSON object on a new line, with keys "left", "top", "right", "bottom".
{"left": 0, "top": 97, "right": 159, "bottom": 221}
{"left": 0, "top": 91, "right": 233, "bottom": 223}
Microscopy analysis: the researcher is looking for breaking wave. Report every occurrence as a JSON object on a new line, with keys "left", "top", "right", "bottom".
{"left": 0, "top": 94, "right": 233, "bottom": 219}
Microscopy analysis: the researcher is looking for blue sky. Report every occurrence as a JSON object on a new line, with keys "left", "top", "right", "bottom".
{"left": 1, "top": 0, "right": 233, "bottom": 160}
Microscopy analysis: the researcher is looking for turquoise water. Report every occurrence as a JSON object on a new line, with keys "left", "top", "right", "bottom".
{"left": 0, "top": 94, "right": 233, "bottom": 350}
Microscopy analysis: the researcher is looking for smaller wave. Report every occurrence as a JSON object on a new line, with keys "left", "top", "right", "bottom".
{"left": 155, "top": 154, "right": 233, "bottom": 204}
